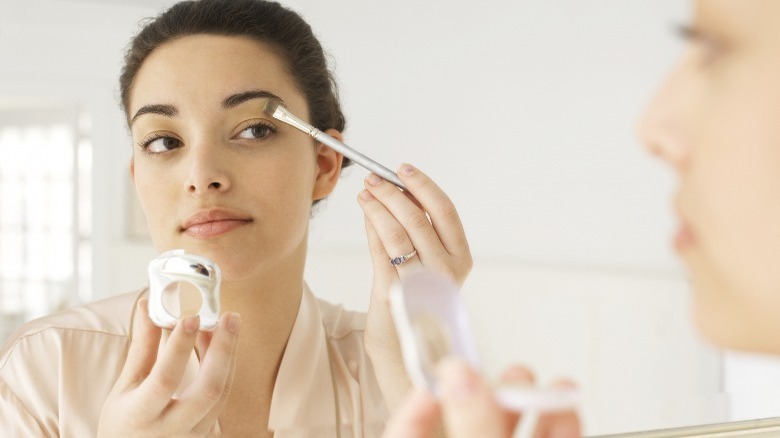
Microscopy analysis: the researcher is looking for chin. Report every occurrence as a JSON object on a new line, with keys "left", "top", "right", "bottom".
{"left": 692, "top": 289, "right": 780, "bottom": 356}
{"left": 693, "top": 306, "right": 737, "bottom": 349}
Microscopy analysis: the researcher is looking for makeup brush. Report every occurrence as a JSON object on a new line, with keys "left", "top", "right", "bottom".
{"left": 261, "top": 98, "right": 406, "bottom": 190}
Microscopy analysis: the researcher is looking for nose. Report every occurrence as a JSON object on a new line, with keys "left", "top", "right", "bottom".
{"left": 184, "top": 141, "right": 231, "bottom": 194}
{"left": 637, "top": 61, "right": 693, "bottom": 171}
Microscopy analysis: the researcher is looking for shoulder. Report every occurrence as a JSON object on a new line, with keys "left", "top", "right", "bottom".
{"left": 316, "top": 296, "right": 367, "bottom": 341}
{"left": 0, "top": 290, "right": 144, "bottom": 435}
{"left": 0, "top": 289, "right": 144, "bottom": 368}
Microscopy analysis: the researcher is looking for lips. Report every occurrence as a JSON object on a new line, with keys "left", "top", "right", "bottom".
{"left": 180, "top": 208, "right": 252, "bottom": 239}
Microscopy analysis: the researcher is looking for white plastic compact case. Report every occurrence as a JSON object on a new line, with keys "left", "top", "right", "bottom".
{"left": 147, "top": 249, "right": 221, "bottom": 331}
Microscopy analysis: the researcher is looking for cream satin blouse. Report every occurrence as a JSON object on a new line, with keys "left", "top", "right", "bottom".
{"left": 0, "top": 285, "right": 388, "bottom": 437}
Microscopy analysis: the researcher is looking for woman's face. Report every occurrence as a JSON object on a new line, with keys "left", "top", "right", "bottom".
{"left": 640, "top": 0, "right": 780, "bottom": 353}
{"left": 128, "top": 35, "right": 341, "bottom": 282}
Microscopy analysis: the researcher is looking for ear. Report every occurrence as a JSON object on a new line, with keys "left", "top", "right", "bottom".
{"left": 312, "top": 128, "right": 344, "bottom": 200}
{"left": 129, "top": 158, "right": 135, "bottom": 181}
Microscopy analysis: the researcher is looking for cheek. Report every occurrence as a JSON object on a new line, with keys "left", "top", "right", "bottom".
{"left": 132, "top": 167, "right": 179, "bottom": 243}
{"left": 699, "top": 100, "right": 780, "bottom": 243}
{"left": 689, "top": 92, "right": 780, "bottom": 327}
{"left": 257, "top": 146, "right": 317, "bottom": 198}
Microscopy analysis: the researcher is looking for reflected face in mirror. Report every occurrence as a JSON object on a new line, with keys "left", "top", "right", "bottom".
{"left": 640, "top": 0, "right": 780, "bottom": 354}
{"left": 127, "top": 35, "right": 340, "bottom": 281}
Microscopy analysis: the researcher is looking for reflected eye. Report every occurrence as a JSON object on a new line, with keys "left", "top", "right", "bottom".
{"left": 236, "top": 122, "right": 277, "bottom": 140}
{"left": 676, "top": 24, "right": 724, "bottom": 66}
{"left": 142, "top": 136, "right": 182, "bottom": 154}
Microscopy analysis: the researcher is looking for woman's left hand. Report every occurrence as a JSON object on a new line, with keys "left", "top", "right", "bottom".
{"left": 358, "top": 163, "right": 472, "bottom": 410}
{"left": 382, "top": 359, "right": 582, "bottom": 438}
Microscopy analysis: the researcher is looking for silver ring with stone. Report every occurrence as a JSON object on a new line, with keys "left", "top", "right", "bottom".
{"left": 390, "top": 249, "right": 418, "bottom": 267}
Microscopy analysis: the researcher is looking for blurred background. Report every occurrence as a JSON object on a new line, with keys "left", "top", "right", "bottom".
{"left": 2, "top": 0, "right": 780, "bottom": 435}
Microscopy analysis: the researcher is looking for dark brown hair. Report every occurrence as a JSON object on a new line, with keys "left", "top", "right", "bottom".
{"left": 119, "top": 0, "right": 351, "bottom": 170}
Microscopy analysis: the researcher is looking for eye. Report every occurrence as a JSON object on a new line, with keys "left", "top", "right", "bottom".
{"left": 235, "top": 121, "right": 278, "bottom": 141}
{"left": 141, "top": 135, "right": 182, "bottom": 153}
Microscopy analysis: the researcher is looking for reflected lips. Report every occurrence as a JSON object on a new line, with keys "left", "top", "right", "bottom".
{"left": 674, "top": 221, "right": 695, "bottom": 252}
{"left": 673, "top": 198, "right": 695, "bottom": 252}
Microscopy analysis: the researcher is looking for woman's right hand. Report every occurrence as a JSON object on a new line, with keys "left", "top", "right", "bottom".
{"left": 97, "top": 299, "right": 240, "bottom": 437}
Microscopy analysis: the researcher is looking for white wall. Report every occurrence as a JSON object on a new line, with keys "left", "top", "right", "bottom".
{"left": 3, "top": 0, "right": 779, "bottom": 435}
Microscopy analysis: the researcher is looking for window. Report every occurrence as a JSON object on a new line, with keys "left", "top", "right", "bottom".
{"left": 0, "top": 107, "right": 92, "bottom": 341}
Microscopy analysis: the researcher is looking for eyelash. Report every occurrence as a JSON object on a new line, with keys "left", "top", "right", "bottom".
{"left": 138, "top": 133, "right": 180, "bottom": 154}
{"left": 236, "top": 120, "right": 279, "bottom": 140}
{"left": 676, "top": 23, "right": 703, "bottom": 41}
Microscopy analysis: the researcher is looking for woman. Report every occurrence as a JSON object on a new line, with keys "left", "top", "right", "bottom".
{"left": 386, "top": 0, "right": 780, "bottom": 436}
{"left": 0, "top": 0, "right": 471, "bottom": 436}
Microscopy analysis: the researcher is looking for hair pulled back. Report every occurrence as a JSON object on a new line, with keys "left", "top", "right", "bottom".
{"left": 119, "top": 0, "right": 350, "bottom": 167}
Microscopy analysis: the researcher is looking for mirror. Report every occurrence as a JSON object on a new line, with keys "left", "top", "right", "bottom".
{"left": 2, "top": 0, "right": 779, "bottom": 435}
{"left": 161, "top": 282, "right": 203, "bottom": 319}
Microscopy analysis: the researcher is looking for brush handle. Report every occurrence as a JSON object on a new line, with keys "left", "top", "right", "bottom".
{"left": 312, "top": 130, "right": 406, "bottom": 190}
{"left": 270, "top": 103, "right": 406, "bottom": 189}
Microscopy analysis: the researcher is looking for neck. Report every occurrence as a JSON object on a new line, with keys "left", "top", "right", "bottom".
{"left": 214, "top": 236, "right": 309, "bottom": 424}
{"left": 220, "top": 264, "right": 304, "bottom": 344}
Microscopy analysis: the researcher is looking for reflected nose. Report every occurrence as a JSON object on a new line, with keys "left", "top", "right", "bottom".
{"left": 185, "top": 143, "right": 230, "bottom": 194}
{"left": 638, "top": 62, "right": 692, "bottom": 172}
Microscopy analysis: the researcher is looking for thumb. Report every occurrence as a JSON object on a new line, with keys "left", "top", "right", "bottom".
{"left": 534, "top": 379, "right": 582, "bottom": 438}
{"left": 115, "top": 298, "right": 162, "bottom": 390}
{"left": 382, "top": 389, "right": 440, "bottom": 438}
{"left": 438, "top": 358, "right": 508, "bottom": 438}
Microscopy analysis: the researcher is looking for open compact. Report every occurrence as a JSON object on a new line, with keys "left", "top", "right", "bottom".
{"left": 147, "top": 249, "right": 221, "bottom": 331}
{"left": 389, "top": 269, "right": 580, "bottom": 413}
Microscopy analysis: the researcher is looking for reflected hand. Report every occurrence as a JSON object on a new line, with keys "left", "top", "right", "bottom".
{"left": 383, "top": 359, "right": 582, "bottom": 438}
{"left": 97, "top": 299, "right": 240, "bottom": 437}
{"left": 358, "top": 163, "right": 472, "bottom": 410}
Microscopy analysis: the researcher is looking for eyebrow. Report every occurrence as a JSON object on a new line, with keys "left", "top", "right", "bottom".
{"left": 130, "top": 104, "right": 178, "bottom": 126}
{"left": 130, "top": 90, "right": 286, "bottom": 126}
{"left": 222, "top": 89, "right": 285, "bottom": 109}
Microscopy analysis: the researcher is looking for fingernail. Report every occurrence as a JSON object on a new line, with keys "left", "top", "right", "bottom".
{"left": 359, "top": 189, "right": 374, "bottom": 201}
{"left": 227, "top": 313, "right": 241, "bottom": 334}
{"left": 399, "top": 163, "right": 415, "bottom": 175}
{"left": 439, "top": 358, "right": 477, "bottom": 401}
{"left": 501, "top": 366, "right": 536, "bottom": 385}
{"left": 183, "top": 315, "right": 199, "bottom": 334}
{"left": 551, "top": 378, "right": 578, "bottom": 390}
{"left": 365, "top": 173, "right": 383, "bottom": 186}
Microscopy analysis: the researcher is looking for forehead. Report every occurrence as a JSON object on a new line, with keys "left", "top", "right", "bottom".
{"left": 128, "top": 34, "right": 305, "bottom": 115}
{"left": 695, "top": 0, "right": 780, "bottom": 34}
